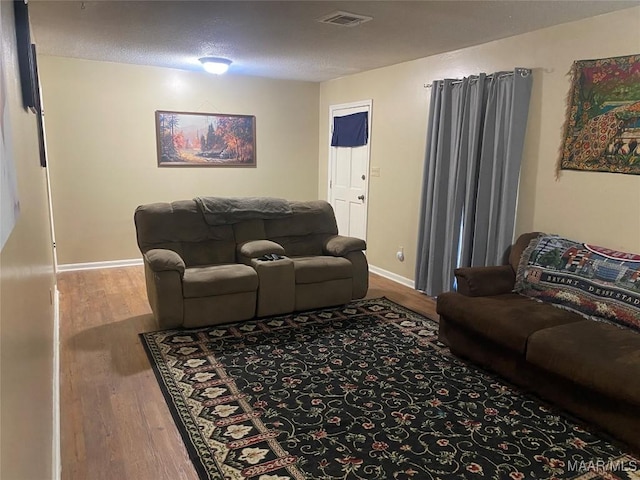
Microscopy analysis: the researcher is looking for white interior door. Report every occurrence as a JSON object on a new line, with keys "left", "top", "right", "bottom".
{"left": 328, "top": 101, "right": 372, "bottom": 241}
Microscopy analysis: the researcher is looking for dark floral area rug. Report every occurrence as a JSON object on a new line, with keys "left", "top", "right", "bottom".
{"left": 140, "top": 298, "right": 638, "bottom": 480}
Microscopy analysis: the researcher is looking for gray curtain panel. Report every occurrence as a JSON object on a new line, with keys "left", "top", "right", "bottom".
{"left": 415, "top": 69, "right": 532, "bottom": 295}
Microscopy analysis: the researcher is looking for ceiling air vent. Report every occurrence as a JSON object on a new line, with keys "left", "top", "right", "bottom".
{"left": 316, "top": 11, "right": 373, "bottom": 27}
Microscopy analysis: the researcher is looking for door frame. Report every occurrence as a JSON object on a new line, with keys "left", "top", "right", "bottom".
{"left": 327, "top": 99, "right": 372, "bottom": 240}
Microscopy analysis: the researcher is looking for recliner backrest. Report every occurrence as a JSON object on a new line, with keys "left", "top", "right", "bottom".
{"left": 508, "top": 232, "right": 543, "bottom": 272}
{"left": 135, "top": 199, "right": 340, "bottom": 264}
{"left": 264, "top": 201, "right": 338, "bottom": 256}
{"left": 134, "top": 200, "right": 236, "bottom": 267}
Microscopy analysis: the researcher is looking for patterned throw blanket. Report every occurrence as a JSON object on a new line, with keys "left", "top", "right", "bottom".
{"left": 514, "top": 235, "right": 640, "bottom": 331}
{"left": 194, "top": 196, "right": 292, "bottom": 226}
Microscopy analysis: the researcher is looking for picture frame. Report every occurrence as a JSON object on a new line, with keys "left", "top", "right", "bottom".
{"left": 31, "top": 44, "right": 47, "bottom": 168}
{"left": 156, "top": 110, "right": 256, "bottom": 167}
{"left": 14, "top": 0, "right": 36, "bottom": 112}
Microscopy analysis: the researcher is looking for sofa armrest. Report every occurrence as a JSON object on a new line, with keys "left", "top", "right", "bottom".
{"left": 238, "top": 240, "right": 285, "bottom": 258}
{"left": 454, "top": 265, "right": 515, "bottom": 297}
{"left": 143, "top": 261, "right": 184, "bottom": 329}
{"left": 323, "top": 235, "right": 366, "bottom": 256}
{"left": 143, "top": 249, "right": 185, "bottom": 276}
{"left": 237, "top": 240, "right": 286, "bottom": 265}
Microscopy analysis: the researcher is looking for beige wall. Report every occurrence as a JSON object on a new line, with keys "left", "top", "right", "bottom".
{"left": 0, "top": 2, "right": 56, "bottom": 479}
{"left": 320, "top": 7, "right": 640, "bottom": 282}
{"left": 39, "top": 57, "right": 320, "bottom": 265}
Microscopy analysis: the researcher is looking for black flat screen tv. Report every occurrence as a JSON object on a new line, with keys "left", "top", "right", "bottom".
{"left": 14, "top": 0, "right": 36, "bottom": 112}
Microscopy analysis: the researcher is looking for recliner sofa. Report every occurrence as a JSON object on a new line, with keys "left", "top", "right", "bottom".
{"left": 134, "top": 198, "right": 368, "bottom": 329}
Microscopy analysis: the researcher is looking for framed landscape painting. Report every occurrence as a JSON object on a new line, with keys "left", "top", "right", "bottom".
{"left": 156, "top": 111, "right": 256, "bottom": 167}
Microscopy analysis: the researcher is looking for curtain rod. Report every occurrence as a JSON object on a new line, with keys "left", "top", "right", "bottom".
{"left": 424, "top": 68, "right": 531, "bottom": 88}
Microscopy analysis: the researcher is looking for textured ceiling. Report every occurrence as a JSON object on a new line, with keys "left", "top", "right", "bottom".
{"left": 29, "top": 1, "right": 639, "bottom": 82}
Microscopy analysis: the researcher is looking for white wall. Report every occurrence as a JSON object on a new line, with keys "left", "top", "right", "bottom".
{"left": 319, "top": 7, "right": 640, "bottom": 282}
{"left": 38, "top": 57, "right": 320, "bottom": 265}
{"left": 0, "top": 2, "right": 56, "bottom": 479}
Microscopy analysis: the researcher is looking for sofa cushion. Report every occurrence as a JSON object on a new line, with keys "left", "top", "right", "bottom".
{"left": 135, "top": 201, "right": 237, "bottom": 266}
{"left": 271, "top": 236, "right": 327, "bottom": 256}
{"left": 233, "top": 219, "right": 267, "bottom": 244}
{"left": 527, "top": 320, "right": 640, "bottom": 406}
{"left": 436, "top": 292, "right": 585, "bottom": 354}
{"left": 514, "top": 234, "right": 640, "bottom": 331}
{"left": 264, "top": 201, "right": 338, "bottom": 238}
{"left": 183, "top": 264, "right": 258, "bottom": 298}
{"left": 293, "top": 256, "right": 352, "bottom": 284}
{"left": 135, "top": 201, "right": 236, "bottom": 246}
{"left": 182, "top": 240, "right": 237, "bottom": 267}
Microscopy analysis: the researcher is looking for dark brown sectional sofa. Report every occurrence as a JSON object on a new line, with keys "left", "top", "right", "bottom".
{"left": 437, "top": 233, "right": 640, "bottom": 451}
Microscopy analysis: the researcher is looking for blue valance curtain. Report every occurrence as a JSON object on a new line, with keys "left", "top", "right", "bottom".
{"left": 331, "top": 112, "right": 369, "bottom": 147}
{"left": 415, "top": 68, "right": 533, "bottom": 295}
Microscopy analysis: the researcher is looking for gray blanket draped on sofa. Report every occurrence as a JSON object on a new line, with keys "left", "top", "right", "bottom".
{"left": 194, "top": 196, "right": 292, "bottom": 225}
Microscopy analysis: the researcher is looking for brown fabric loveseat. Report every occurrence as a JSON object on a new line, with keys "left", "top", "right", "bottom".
{"left": 134, "top": 198, "right": 368, "bottom": 330}
{"left": 436, "top": 232, "right": 640, "bottom": 451}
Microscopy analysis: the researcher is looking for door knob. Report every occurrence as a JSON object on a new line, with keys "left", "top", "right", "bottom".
{"left": 361, "top": 174, "right": 366, "bottom": 180}
{"left": 357, "top": 195, "right": 365, "bottom": 201}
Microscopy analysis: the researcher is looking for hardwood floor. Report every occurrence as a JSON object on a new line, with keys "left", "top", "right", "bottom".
{"left": 58, "top": 267, "right": 437, "bottom": 479}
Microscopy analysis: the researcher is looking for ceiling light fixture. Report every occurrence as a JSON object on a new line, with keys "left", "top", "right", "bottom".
{"left": 199, "top": 57, "right": 232, "bottom": 75}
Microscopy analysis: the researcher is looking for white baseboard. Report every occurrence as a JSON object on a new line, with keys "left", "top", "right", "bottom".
{"left": 57, "top": 258, "right": 143, "bottom": 272}
{"left": 52, "top": 288, "right": 61, "bottom": 480}
{"left": 369, "top": 264, "right": 415, "bottom": 289}
{"left": 57, "top": 259, "right": 415, "bottom": 291}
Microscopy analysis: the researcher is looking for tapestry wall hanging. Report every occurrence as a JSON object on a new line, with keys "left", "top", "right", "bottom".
{"left": 156, "top": 111, "right": 256, "bottom": 167}
{"left": 560, "top": 54, "right": 640, "bottom": 175}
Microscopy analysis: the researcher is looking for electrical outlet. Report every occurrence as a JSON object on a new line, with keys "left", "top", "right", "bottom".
{"left": 396, "top": 246, "right": 405, "bottom": 262}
